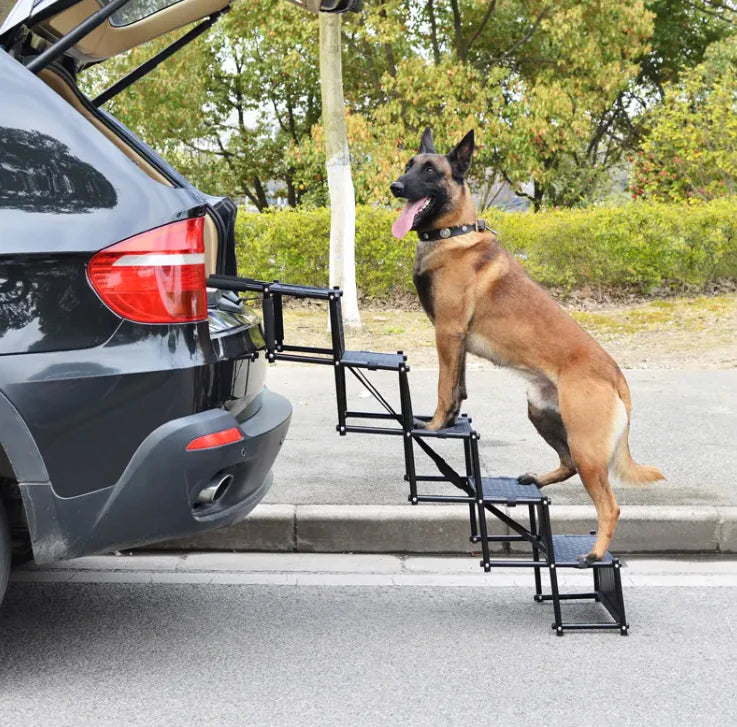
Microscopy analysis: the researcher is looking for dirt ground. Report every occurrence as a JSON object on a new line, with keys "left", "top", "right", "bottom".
{"left": 279, "top": 294, "right": 737, "bottom": 369}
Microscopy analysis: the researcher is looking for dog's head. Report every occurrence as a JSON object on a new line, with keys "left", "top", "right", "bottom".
{"left": 390, "top": 127, "right": 475, "bottom": 239}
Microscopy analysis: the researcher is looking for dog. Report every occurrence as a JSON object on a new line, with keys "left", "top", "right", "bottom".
{"left": 389, "top": 127, "right": 664, "bottom": 564}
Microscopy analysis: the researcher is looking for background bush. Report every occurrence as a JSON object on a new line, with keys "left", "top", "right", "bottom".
{"left": 235, "top": 199, "right": 737, "bottom": 298}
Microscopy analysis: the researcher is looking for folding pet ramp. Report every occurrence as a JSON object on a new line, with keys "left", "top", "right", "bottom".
{"left": 209, "top": 274, "right": 629, "bottom": 635}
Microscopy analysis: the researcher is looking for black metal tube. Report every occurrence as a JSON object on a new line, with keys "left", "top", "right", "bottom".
{"left": 329, "top": 295, "right": 345, "bottom": 357}
{"left": 208, "top": 275, "right": 267, "bottom": 293}
{"left": 274, "top": 353, "right": 334, "bottom": 365}
{"left": 261, "top": 295, "right": 276, "bottom": 354}
{"left": 273, "top": 292, "right": 285, "bottom": 347}
{"left": 280, "top": 345, "right": 333, "bottom": 355}
{"left": 463, "top": 439, "right": 478, "bottom": 540}
{"left": 271, "top": 282, "right": 334, "bottom": 300}
{"left": 415, "top": 495, "right": 474, "bottom": 504}
{"left": 483, "top": 560, "right": 553, "bottom": 568}
{"left": 26, "top": 0, "right": 133, "bottom": 73}
{"left": 469, "top": 436, "right": 490, "bottom": 570}
{"left": 558, "top": 623, "right": 621, "bottom": 631}
{"left": 411, "top": 428, "right": 473, "bottom": 440}
{"left": 343, "top": 425, "right": 403, "bottom": 436}
{"left": 334, "top": 365, "right": 347, "bottom": 432}
{"left": 398, "top": 368, "right": 418, "bottom": 502}
{"left": 540, "top": 500, "right": 564, "bottom": 631}
{"left": 530, "top": 503, "right": 542, "bottom": 596}
{"left": 345, "top": 411, "right": 396, "bottom": 420}
{"left": 92, "top": 11, "right": 225, "bottom": 106}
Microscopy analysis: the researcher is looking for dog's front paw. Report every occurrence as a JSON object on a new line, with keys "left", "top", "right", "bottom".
{"left": 412, "top": 418, "right": 428, "bottom": 430}
{"left": 517, "top": 472, "right": 540, "bottom": 486}
{"left": 575, "top": 553, "right": 601, "bottom": 569}
{"left": 424, "top": 414, "right": 454, "bottom": 431}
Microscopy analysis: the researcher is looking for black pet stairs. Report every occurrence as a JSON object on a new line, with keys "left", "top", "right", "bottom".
{"left": 209, "top": 273, "right": 629, "bottom": 636}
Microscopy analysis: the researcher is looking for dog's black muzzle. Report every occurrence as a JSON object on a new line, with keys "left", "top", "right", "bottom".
{"left": 390, "top": 181, "right": 405, "bottom": 198}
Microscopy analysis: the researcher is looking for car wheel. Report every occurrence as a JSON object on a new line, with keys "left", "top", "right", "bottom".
{"left": 0, "top": 498, "right": 10, "bottom": 607}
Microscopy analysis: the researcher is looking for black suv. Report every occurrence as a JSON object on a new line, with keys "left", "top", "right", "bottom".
{"left": 0, "top": 0, "right": 355, "bottom": 604}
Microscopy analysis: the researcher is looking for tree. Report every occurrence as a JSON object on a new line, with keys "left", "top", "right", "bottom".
{"left": 632, "top": 36, "right": 737, "bottom": 202}
{"left": 581, "top": 0, "right": 737, "bottom": 183}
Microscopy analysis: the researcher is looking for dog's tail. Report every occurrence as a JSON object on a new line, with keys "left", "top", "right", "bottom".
{"left": 609, "top": 399, "right": 665, "bottom": 485}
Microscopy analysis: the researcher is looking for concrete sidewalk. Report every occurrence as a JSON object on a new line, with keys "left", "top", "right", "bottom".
{"left": 162, "top": 366, "right": 737, "bottom": 555}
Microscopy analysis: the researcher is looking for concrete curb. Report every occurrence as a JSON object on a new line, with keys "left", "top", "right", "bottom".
{"left": 154, "top": 503, "right": 737, "bottom": 555}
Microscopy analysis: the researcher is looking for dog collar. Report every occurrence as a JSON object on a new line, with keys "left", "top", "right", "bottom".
{"left": 417, "top": 220, "right": 491, "bottom": 242}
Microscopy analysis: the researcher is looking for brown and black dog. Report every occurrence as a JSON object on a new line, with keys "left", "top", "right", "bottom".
{"left": 390, "top": 127, "right": 664, "bottom": 564}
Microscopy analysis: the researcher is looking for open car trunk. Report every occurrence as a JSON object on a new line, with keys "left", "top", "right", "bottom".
{"left": 1, "top": 0, "right": 229, "bottom": 63}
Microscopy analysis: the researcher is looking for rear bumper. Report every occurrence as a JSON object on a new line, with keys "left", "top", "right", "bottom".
{"left": 19, "top": 390, "right": 292, "bottom": 563}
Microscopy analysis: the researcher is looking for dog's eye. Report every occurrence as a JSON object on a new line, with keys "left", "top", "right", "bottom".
{"left": 425, "top": 166, "right": 435, "bottom": 176}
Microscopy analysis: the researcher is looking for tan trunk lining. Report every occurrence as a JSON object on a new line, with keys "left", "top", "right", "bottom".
{"left": 44, "top": 0, "right": 229, "bottom": 62}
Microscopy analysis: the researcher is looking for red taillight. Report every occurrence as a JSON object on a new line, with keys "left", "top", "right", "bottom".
{"left": 88, "top": 217, "right": 207, "bottom": 324}
{"left": 186, "top": 427, "right": 244, "bottom": 451}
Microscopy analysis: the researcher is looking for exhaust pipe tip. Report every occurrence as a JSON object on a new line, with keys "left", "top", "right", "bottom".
{"left": 195, "top": 473, "right": 234, "bottom": 507}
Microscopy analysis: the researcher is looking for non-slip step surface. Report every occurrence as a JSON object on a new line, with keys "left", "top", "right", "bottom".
{"left": 411, "top": 415, "right": 474, "bottom": 439}
{"left": 480, "top": 476, "right": 543, "bottom": 504}
{"left": 552, "top": 535, "right": 614, "bottom": 566}
{"left": 341, "top": 350, "right": 406, "bottom": 371}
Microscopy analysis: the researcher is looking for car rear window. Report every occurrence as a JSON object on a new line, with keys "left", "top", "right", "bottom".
{"left": 99, "top": 0, "right": 185, "bottom": 27}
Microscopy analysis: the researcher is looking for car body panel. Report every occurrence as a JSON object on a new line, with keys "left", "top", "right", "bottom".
{"left": 0, "top": 254, "right": 121, "bottom": 355}
{"left": 19, "top": 389, "right": 291, "bottom": 562}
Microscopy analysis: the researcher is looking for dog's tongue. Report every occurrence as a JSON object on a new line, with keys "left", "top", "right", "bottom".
{"left": 392, "top": 198, "right": 428, "bottom": 239}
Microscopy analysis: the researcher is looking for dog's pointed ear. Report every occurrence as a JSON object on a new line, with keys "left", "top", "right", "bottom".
{"left": 447, "top": 130, "right": 475, "bottom": 180}
{"left": 419, "top": 127, "right": 435, "bottom": 154}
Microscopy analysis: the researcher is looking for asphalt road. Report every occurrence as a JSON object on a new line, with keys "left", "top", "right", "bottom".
{"left": 264, "top": 367, "right": 737, "bottom": 507}
{"left": 2, "top": 554, "right": 736, "bottom": 726}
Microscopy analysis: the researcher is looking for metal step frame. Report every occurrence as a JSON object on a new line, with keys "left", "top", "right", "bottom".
{"left": 208, "top": 274, "right": 629, "bottom": 635}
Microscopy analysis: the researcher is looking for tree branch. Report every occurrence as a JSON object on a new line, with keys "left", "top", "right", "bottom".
{"left": 449, "top": 0, "right": 465, "bottom": 61}
{"left": 463, "top": 0, "right": 497, "bottom": 59}
{"left": 427, "top": 0, "right": 441, "bottom": 65}
{"left": 500, "top": 169, "right": 535, "bottom": 202}
{"left": 495, "top": 8, "right": 547, "bottom": 62}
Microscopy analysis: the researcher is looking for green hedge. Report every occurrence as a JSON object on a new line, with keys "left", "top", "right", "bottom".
{"left": 235, "top": 199, "right": 737, "bottom": 298}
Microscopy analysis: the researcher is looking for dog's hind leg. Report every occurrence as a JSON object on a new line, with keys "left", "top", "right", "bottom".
{"left": 559, "top": 379, "right": 623, "bottom": 564}
{"left": 518, "top": 402, "right": 577, "bottom": 487}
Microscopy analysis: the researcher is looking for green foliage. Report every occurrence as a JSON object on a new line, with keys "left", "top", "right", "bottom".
{"left": 236, "top": 200, "right": 737, "bottom": 297}
{"left": 81, "top": 0, "right": 320, "bottom": 209}
{"left": 298, "top": 0, "right": 655, "bottom": 210}
{"left": 235, "top": 206, "right": 411, "bottom": 295}
{"left": 484, "top": 199, "right": 737, "bottom": 291}
{"left": 633, "top": 37, "right": 737, "bottom": 203}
